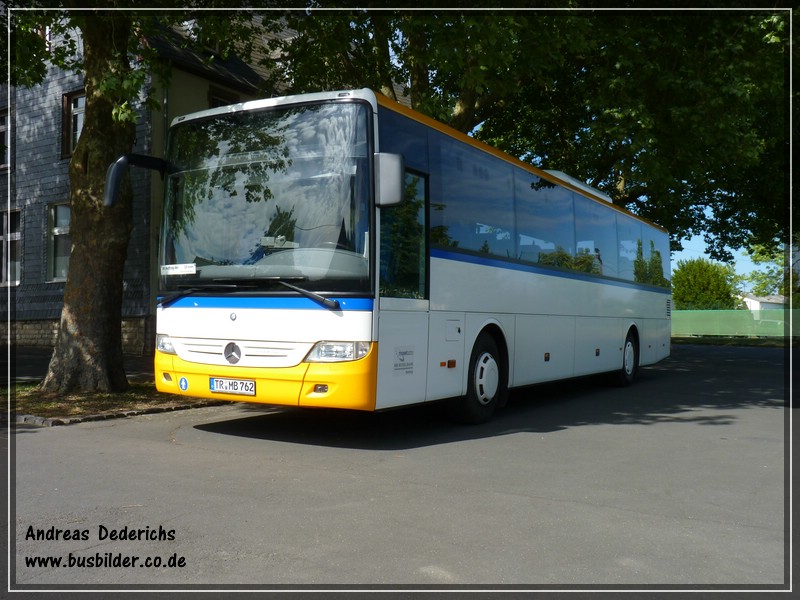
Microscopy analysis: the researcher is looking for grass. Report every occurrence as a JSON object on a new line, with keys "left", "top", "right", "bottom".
{"left": 7, "top": 381, "right": 216, "bottom": 421}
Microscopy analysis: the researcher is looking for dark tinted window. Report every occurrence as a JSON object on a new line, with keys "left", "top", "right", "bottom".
{"left": 380, "top": 172, "right": 427, "bottom": 298}
{"left": 616, "top": 214, "right": 643, "bottom": 282}
{"left": 378, "top": 108, "right": 429, "bottom": 173}
{"left": 642, "top": 228, "right": 671, "bottom": 287}
{"left": 429, "top": 132, "right": 514, "bottom": 257}
{"left": 515, "top": 172, "right": 575, "bottom": 269}
{"left": 574, "top": 195, "right": 618, "bottom": 278}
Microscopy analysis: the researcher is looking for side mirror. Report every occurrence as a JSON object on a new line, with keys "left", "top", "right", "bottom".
{"left": 374, "top": 152, "right": 404, "bottom": 207}
{"left": 104, "top": 154, "right": 167, "bottom": 207}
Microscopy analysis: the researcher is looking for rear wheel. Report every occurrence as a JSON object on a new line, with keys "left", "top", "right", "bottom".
{"left": 613, "top": 330, "right": 639, "bottom": 387}
{"left": 449, "top": 333, "right": 506, "bottom": 424}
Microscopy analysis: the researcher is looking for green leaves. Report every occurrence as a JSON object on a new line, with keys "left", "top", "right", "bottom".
{"left": 110, "top": 102, "right": 137, "bottom": 125}
{"left": 672, "top": 258, "right": 741, "bottom": 310}
{"left": 10, "top": 11, "right": 82, "bottom": 87}
{"left": 742, "top": 244, "right": 791, "bottom": 297}
{"left": 262, "top": 11, "right": 543, "bottom": 134}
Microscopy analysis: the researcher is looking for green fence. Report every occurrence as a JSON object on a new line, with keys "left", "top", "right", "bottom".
{"left": 672, "top": 310, "right": 793, "bottom": 337}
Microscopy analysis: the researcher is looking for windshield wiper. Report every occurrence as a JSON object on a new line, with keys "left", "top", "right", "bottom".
{"left": 186, "top": 276, "right": 342, "bottom": 311}
{"left": 274, "top": 280, "right": 341, "bottom": 310}
{"left": 157, "top": 284, "right": 245, "bottom": 308}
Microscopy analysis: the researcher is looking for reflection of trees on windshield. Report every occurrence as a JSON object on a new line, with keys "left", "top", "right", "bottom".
{"left": 167, "top": 111, "right": 292, "bottom": 238}
{"left": 267, "top": 205, "right": 297, "bottom": 240}
{"left": 160, "top": 102, "right": 371, "bottom": 290}
{"left": 245, "top": 205, "right": 298, "bottom": 264}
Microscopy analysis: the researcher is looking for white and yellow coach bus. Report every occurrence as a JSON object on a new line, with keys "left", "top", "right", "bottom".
{"left": 106, "top": 88, "right": 671, "bottom": 423}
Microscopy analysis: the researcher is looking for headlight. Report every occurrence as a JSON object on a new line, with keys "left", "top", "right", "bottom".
{"left": 305, "top": 341, "right": 370, "bottom": 362}
{"left": 156, "top": 334, "right": 176, "bottom": 355}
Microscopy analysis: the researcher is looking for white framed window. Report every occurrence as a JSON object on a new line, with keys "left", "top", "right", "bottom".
{"left": 47, "top": 204, "right": 71, "bottom": 281}
{"left": 1, "top": 110, "right": 9, "bottom": 169}
{"left": 1, "top": 210, "right": 21, "bottom": 286}
{"left": 62, "top": 90, "right": 85, "bottom": 157}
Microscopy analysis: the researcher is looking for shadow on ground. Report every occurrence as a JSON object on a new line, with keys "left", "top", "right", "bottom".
{"left": 195, "top": 344, "right": 787, "bottom": 451}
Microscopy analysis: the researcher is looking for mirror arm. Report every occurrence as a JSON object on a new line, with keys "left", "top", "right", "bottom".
{"left": 104, "top": 153, "right": 167, "bottom": 207}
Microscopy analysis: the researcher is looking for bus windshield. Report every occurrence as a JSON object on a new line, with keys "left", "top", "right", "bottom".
{"left": 160, "top": 101, "right": 372, "bottom": 293}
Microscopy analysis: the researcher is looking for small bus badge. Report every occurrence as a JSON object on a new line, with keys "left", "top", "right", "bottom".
{"left": 224, "top": 343, "right": 241, "bottom": 364}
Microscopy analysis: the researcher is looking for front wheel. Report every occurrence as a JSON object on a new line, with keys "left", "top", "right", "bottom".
{"left": 449, "top": 333, "right": 507, "bottom": 424}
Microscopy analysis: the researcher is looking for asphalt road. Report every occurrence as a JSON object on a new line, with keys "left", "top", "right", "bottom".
{"left": 8, "top": 344, "right": 789, "bottom": 591}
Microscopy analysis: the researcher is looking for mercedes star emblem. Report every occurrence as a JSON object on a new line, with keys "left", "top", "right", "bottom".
{"left": 224, "top": 342, "right": 242, "bottom": 364}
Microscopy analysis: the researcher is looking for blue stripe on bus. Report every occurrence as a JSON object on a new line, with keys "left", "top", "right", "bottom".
{"left": 430, "top": 247, "right": 672, "bottom": 295}
{"left": 159, "top": 296, "right": 375, "bottom": 310}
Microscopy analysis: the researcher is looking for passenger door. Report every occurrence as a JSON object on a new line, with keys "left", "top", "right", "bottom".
{"left": 375, "top": 172, "right": 430, "bottom": 409}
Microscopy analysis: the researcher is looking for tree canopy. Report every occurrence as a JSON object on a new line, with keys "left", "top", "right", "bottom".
{"left": 671, "top": 258, "right": 741, "bottom": 310}
{"left": 743, "top": 243, "right": 795, "bottom": 299}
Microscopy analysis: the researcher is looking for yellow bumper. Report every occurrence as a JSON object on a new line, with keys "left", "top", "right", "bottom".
{"left": 155, "top": 345, "right": 378, "bottom": 411}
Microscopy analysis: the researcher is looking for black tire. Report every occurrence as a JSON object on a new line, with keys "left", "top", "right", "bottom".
{"left": 449, "top": 333, "right": 507, "bottom": 424}
{"left": 613, "top": 330, "right": 639, "bottom": 387}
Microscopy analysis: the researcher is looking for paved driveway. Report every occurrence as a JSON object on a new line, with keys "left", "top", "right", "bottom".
{"left": 8, "top": 344, "right": 788, "bottom": 591}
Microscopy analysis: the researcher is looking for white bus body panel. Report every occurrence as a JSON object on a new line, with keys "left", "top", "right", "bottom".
{"left": 158, "top": 305, "right": 373, "bottom": 369}
{"left": 375, "top": 298, "right": 429, "bottom": 409}
{"left": 426, "top": 253, "right": 670, "bottom": 397}
{"left": 515, "top": 315, "right": 576, "bottom": 385}
{"left": 426, "top": 312, "right": 466, "bottom": 400}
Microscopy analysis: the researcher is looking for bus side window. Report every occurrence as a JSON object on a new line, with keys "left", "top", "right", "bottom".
{"left": 430, "top": 132, "right": 513, "bottom": 257}
{"left": 574, "top": 194, "right": 618, "bottom": 278}
{"left": 515, "top": 173, "right": 574, "bottom": 269}
{"left": 379, "top": 172, "right": 427, "bottom": 299}
{"left": 617, "top": 214, "right": 642, "bottom": 282}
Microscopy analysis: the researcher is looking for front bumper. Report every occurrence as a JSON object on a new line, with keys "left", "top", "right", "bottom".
{"left": 154, "top": 345, "right": 378, "bottom": 411}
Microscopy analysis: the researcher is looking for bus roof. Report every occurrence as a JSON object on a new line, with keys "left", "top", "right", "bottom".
{"left": 544, "top": 170, "right": 613, "bottom": 204}
{"left": 169, "top": 88, "right": 380, "bottom": 128}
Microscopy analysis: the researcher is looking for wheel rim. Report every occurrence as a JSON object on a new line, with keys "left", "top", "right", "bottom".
{"left": 623, "top": 340, "right": 636, "bottom": 376}
{"left": 474, "top": 351, "right": 499, "bottom": 405}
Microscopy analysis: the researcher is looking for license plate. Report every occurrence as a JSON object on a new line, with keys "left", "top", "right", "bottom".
{"left": 209, "top": 377, "right": 255, "bottom": 396}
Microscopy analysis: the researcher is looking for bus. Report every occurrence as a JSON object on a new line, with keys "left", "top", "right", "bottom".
{"left": 105, "top": 88, "right": 671, "bottom": 424}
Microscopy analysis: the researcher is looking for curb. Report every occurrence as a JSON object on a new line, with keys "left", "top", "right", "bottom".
{"left": 13, "top": 400, "right": 227, "bottom": 427}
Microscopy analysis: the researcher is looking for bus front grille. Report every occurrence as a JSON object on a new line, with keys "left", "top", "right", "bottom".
{"left": 173, "top": 338, "right": 313, "bottom": 368}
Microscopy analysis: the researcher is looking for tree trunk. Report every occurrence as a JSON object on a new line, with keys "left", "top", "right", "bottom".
{"left": 40, "top": 14, "right": 137, "bottom": 393}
